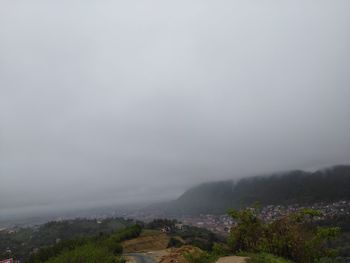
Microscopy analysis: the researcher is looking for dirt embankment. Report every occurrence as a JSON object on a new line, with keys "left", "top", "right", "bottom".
{"left": 156, "top": 246, "right": 200, "bottom": 263}
{"left": 122, "top": 230, "right": 169, "bottom": 253}
{"left": 122, "top": 230, "right": 248, "bottom": 263}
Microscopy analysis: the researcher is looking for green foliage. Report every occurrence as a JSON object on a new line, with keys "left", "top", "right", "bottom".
{"left": 228, "top": 208, "right": 267, "bottom": 253}
{"left": 165, "top": 165, "right": 350, "bottom": 215}
{"left": 32, "top": 218, "right": 129, "bottom": 246}
{"left": 100, "top": 238, "right": 123, "bottom": 255}
{"left": 1, "top": 217, "right": 132, "bottom": 261}
{"left": 44, "top": 243, "right": 116, "bottom": 263}
{"left": 107, "top": 224, "right": 142, "bottom": 243}
{"left": 146, "top": 218, "right": 178, "bottom": 230}
{"left": 174, "top": 225, "right": 218, "bottom": 251}
{"left": 117, "top": 256, "right": 127, "bottom": 263}
{"left": 167, "top": 237, "right": 184, "bottom": 248}
{"left": 26, "top": 237, "right": 91, "bottom": 263}
{"left": 316, "top": 214, "right": 350, "bottom": 259}
{"left": 228, "top": 207, "right": 340, "bottom": 263}
{"left": 211, "top": 242, "right": 230, "bottom": 256}
{"left": 319, "top": 257, "right": 346, "bottom": 263}
{"left": 183, "top": 242, "right": 227, "bottom": 263}
{"left": 244, "top": 253, "right": 293, "bottom": 263}
{"left": 183, "top": 250, "right": 218, "bottom": 263}
{"left": 26, "top": 225, "right": 142, "bottom": 263}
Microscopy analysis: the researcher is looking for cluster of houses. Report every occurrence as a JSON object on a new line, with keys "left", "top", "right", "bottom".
{"left": 172, "top": 200, "right": 350, "bottom": 235}
{"left": 259, "top": 200, "right": 350, "bottom": 222}
{"left": 178, "top": 214, "right": 234, "bottom": 235}
{"left": 160, "top": 223, "right": 184, "bottom": 233}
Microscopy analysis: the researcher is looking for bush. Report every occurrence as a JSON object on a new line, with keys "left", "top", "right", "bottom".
{"left": 168, "top": 237, "right": 184, "bottom": 248}
{"left": 211, "top": 243, "right": 229, "bottom": 256}
{"left": 177, "top": 225, "right": 217, "bottom": 251}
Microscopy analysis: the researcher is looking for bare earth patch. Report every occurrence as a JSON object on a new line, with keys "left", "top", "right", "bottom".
{"left": 216, "top": 256, "right": 249, "bottom": 263}
{"left": 122, "top": 231, "right": 169, "bottom": 253}
{"left": 157, "top": 246, "right": 202, "bottom": 263}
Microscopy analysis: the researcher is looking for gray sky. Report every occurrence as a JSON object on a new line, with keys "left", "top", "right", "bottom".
{"left": 1, "top": 0, "right": 350, "bottom": 216}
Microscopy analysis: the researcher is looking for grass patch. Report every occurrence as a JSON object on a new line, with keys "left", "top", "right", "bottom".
{"left": 240, "top": 253, "right": 293, "bottom": 263}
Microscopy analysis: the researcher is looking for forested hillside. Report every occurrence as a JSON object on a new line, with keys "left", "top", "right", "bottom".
{"left": 153, "top": 165, "right": 350, "bottom": 215}
{"left": 0, "top": 218, "right": 133, "bottom": 261}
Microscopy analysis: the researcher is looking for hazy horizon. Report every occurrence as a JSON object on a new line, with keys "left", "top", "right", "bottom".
{"left": 1, "top": 0, "right": 350, "bottom": 219}
{"left": 1, "top": 164, "right": 349, "bottom": 223}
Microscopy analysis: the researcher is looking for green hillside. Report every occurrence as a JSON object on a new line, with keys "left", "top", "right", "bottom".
{"left": 156, "top": 165, "right": 350, "bottom": 215}
{"left": 0, "top": 218, "right": 133, "bottom": 261}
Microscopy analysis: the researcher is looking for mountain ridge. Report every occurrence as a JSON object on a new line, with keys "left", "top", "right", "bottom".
{"left": 146, "top": 165, "right": 350, "bottom": 215}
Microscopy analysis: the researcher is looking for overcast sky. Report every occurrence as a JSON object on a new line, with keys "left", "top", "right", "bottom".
{"left": 1, "top": 0, "right": 350, "bottom": 216}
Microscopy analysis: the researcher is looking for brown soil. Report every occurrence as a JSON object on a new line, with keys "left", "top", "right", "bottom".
{"left": 158, "top": 246, "right": 201, "bottom": 263}
{"left": 122, "top": 232, "right": 170, "bottom": 253}
{"left": 216, "top": 256, "right": 249, "bottom": 263}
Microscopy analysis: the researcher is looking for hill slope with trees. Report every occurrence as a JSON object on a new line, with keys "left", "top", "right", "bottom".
{"left": 151, "top": 165, "right": 350, "bottom": 215}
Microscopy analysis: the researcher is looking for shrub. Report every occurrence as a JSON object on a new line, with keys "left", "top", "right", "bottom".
{"left": 211, "top": 243, "right": 229, "bottom": 256}
{"left": 168, "top": 237, "right": 184, "bottom": 248}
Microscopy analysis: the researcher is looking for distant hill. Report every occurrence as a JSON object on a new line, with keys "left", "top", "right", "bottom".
{"left": 0, "top": 217, "right": 133, "bottom": 261}
{"left": 148, "top": 165, "right": 350, "bottom": 215}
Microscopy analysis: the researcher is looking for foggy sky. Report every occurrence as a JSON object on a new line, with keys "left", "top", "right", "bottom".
{"left": 1, "top": 0, "right": 350, "bottom": 216}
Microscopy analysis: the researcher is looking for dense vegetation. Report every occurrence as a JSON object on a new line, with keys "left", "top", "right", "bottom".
{"left": 184, "top": 207, "right": 343, "bottom": 263}
{"left": 2, "top": 212, "right": 348, "bottom": 262}
{"left": 244, "top": 253, "right": 293, "bottom": 263}
{"left": 0, "top": 218, "right": 133, "bottom": 261}
{"left": 316, "top": 214, "right": 350, "bottom": 259}
{"left": 27, "top": 224, "right": 142, "bottom": 263}
{"left": 175, "top": 225, "right": 218, "bottom": 251}
{"left": 227, "top": 207, "right": 340, "bottom": 262}
{"left": 44, "top": 243, "right": 116, "bottom": 263}
{"left": 157, "top": 165, "right": 350, "bottom": 215}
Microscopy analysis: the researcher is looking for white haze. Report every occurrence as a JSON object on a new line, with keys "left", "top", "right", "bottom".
{"left": 1, "top": 0, "right": 350, "bottom": 217}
